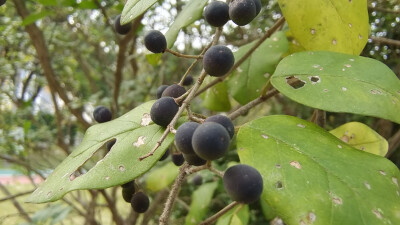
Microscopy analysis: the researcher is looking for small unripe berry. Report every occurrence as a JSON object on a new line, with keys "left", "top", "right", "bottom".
{"left": 203, "top": 45, "right": 234, "bottom": 77}
{"left": 182, "top": 75, "right": 194, "bottom": 86}
{"left": 150, "top": 97, "right": 179, "bottom": 127}
{"left": 203, "top": 1, "right": 230, "bottom": 27}
{"left": 131, "top": 192, "right": 150, "bottom": 213}
{"left": 114, "top": 15, "right": 132, "bottom": 35}
{"left": 192, "top": 175, "right": 203, "bottom": 186}
{"left": 144, "top": 30, "right": 167, "bottom": 53}
{"left": 93, "top": 106, "right": 112, "bottom": 123}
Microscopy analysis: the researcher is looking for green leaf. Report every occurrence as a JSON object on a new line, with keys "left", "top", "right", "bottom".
{"left": 21, "top": 11, "right": 53, "bottom": 26}
{"left": 145, "top": 162, "right": 179, "bottom": 192}
{"left": 271, "top": 51, "right": 400, "bottom": 124}
{"left": 227, "top": 32, "right": 288, "bottom": 105}
{"left": 237, "top": 115, "right": 400, "bottom": 225}
{"left": 165, "top": 0, "right": 208, "bottom": 49}
{"left": 121, "top": 0, "right": 158, "bottom": 25}
{"left": 185, "top": 182, "right": 218, "bottom": 225}
{"left": 36, "top": 0, "right": 57, "bottom": 6}
{"left": 27, "top": 101, "right": 177, "bottom": 203}
{"left": 329, "top": 122, "right": 388, "bottom": 157}
{"left": 278, "top": 0, "right": 369, "bottom": 55}
{"left": 202, "top": 77, "right": 231, "bottom": 112}
{"left": 216, "top": 205, "right": 249, "bottom": 225}
{"left": 77, "top": 1, "right": 98, "bottom": 9}
{"left": 145, "top": 53, "right": 162, "bottom": 66}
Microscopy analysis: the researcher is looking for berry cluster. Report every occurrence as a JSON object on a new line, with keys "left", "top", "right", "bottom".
{"left": 121, "top": 180, "right": 150, "bottom": 213}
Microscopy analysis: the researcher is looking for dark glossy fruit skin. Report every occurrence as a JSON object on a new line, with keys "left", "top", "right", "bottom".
{"left": 150, "top": 97, "right": 179, "bottom": 127}
{"left": 203, "top": 1, "right": 230, "bottom": 27}
{"left": 121, "top": 180, "right": 135, "bottom": 189}
{"left": 183, "top": 153, "right": 207, "bottom": 166}
{"left": 175, "top": 122, "right": 200, "bottom": 154}
{"left": 192, "top": 122, "right": 230, "bottom": 160}
{"left": 114, "top": 15, "right": 132, "bottom": 35}
{"left": 144, "top": 30, "right": 167, "bottom": 53}
{"left": 182, "top": 75, "right": 194, "bottom": 86}
{"left": 223, "top": 164, "right": 263, "bottom": 203}
{"left": 93, "top": 106, "right": 112, "bottom": 123}
{"left": 159, "top": 149, "right": 169, "bottom": 161}
{"left": 161, "top": 84, "right": 186, "bottom": 98}
{"left": 229, "top": 0, "right": 257, "bottom": 26}
{"left": 253, "top": 0, "right": 261, "bottom": 15}
{"left": 0, "top": 0, "right": 6, "bottom": 6}
{"left": 192, "top": 175, "right": 203, "bottom": 186}
{"left": 172, "top": 153, "right": 185, "bottom": 166}
{"left": 106, "top": 139, "right": 116, "bottom": 151}
{"left": 156, "top": 85, "right": 169, "bottom": 99}
{"left": 203, "top": 45, "right": 234, "bottom": 77}
{"left": 122, "top": 185, "right": 135, "bottom": 203}
{"left": 131, "top": 192, "right": 150, "bottom": 213}
{"left": 205, "top": 115, "right": 234, "bottom": 139}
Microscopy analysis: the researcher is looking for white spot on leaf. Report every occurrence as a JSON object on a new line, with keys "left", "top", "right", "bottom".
{"left": 392, "top": 177, "right": 399, "bottom": 187}
{"left": 338, "top": 145, "right": 343, "bottom": 149}
{"left": 261, "top": 134, "right": 269, "bottom": 139}
{"left": 364, "top": 181, "right": 371, "bottom": 190}
{"left": 133, "top": 136, "right": 146, "bottom": 147}
{"left": 332, "top": 39, "right": 337, "bottom": 45}
{"left": 297, "top": 124, "right": 305, "bottom": 128}
{"left": 379, "top": 170, "right": 386, "bottom": 176}
{"left": 344, "top": 64, "right": 351, "bottom": 68}
{"left": 342, "top": 87, "right": 347, "bottom": 91}
{"left": 310, "top": 28, "right": 316, "bottom": 35}
{"left": 105, "top": 176, "right": 110, "bottom": 180}
{"left": 141, "top": 113, "right": 152, "bottom": 126}
{"left": 308, "top": 212, "right": 316, "bottom": 223}
{"left": 290, "top": 161, "right": 302, "bottom": 169}
{"left": 372, "top": 209, "right": 383, "bottom": 219}
{"left": 119, "top": 165, "right": 125, "bottom": 172}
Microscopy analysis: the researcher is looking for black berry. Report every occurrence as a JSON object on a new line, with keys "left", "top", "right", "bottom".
{"left": 150, "top": 97, "right": 179, "bottom": 127}
{"left": 121, "top": 180, "right": 135, "bottom": 189}
{"left": 223, "top": 164, "right": 263, "bottom": 203}
{"left": 172, "top": 153, "right": 185, "bottom": 166}
{"left": 253, "top": 0, "right": 261, "bottom": 15}
{"left": 114, "top": 15, "right": 132, "bottom": 35}
{"left": 229, "top": 0, "right": 257, "bottom": 26}
{"left": 131, "top": 192, "right": 150, "bottom": 213}
{"left": 192, "top": 122, "right": 230, "bottom": 161}
{"left": 183, "top": 153, "right": 207, "bottom": 166}
{"left": 0, "top": 0, "right": 6, "bottom": 6}
{"left": 93, "top": 106, "right": 112, "bottom": 123}
{"left": 203, "top": 45, "right": 234, "bottom": 77}
{"left": 122, "top": 184, "right": 135, "bottom": 203}
{"left": 175, "top": 122, "right": 200, "bottom": 154}
{"left": 205, "top": 115, "right": 235, "bottom": 139}
{"left": 203, "top": 1, "right": 230, "bottom": 27}
{"left": 159, "top": 149, "right": 170, "bottom": 161}
{"left": 182, "top": 75, "right": 194, "bottom": 86}
{"left": 161, "top": 84, "right": 186, "bottom": 98}
{"left": 156, "top": 85, "right": 168, "bottom": 99}
{"left": 192, "top": 175, "right": 203, "bottom": 186}
{"left": 144, "top": 30, "right": 167, "bottom": 53}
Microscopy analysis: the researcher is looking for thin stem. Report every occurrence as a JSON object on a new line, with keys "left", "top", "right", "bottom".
{"left": 159, "top": 163, "right": 190, "bottom": 225}
{"left": 199, "top": 201, "right": 240, "bottom": 225}
{"left": 195, "top": 17, "right": 286, "bottom": 97}
{"left": 165, "top": 48, "right": 203, "bottom": 59}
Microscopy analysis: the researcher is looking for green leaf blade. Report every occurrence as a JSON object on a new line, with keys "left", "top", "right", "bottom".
{"left": 28, "top": 101, "right": 176, "bottom": 203}
{"left": 121, "top": 0, "right": 158, "bottom": 24}
{"left": 185, "top": 182, "right": 218, "bottom": 225}
{"left": 237, "top": 115, "right": 400, "bottom": 225}
{"left": 145, "top": 162, "right": 179, "bottom": 192}
{"left": 271, "top": 51, "right": 400, "bottom": 124}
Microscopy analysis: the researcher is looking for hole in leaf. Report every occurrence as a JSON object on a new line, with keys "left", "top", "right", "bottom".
{"left": 286, "top": 76, "right": 305, "bottom": 89}
{"left": 133, "top": 136, "right": 146, "bottom": 147}
{"left": 275, "top": 181, "right": 283, "bottom": 189}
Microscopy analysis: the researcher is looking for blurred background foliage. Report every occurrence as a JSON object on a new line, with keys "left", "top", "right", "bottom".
{"left": 0, "top": 0, "right": 399, "bottom": 224}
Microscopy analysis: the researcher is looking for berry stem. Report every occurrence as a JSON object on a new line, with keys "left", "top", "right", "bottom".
{"left": 165, "top": 48, "right": 203, "bottom": 59}
{"left": 199, "top": 201, "right": 240, "bottom": 225}
{"left": 195, "top": 17, "right": 286, "bottom": 97}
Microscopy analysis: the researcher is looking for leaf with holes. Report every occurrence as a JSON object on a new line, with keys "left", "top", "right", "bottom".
{"left": 216, "top": 205, "right": 249, "bottom": 225}
{"left": 165, "top": 0, "right": 208, "bottom": 49}
{"left": 202, "top": 77, "right": 231, "bottom": 112}
{"left": 145, "top": 162, "right": 179, "bottom": 192}
{"left": 121, "top": 0, "right": 158, "bottom": 24}
{"left": 27, "top": 101, "right": 178, "bottom": 203}
{"left": 329, "top": 122, "right": 388, "bottom": 157}
{"left": 271, "top": 51, "right": 400, "bottom": 124}
{"left": 227, "top": 32, "right": 288, "bottom": 105}
{"left": 237, "top": 115, "right": 400, "bottom": 225}
{"left": 185, "top": 182, "right": 218, "bottom": 225}
{"left": 278, "top": 0, "right": 368, "bottom": 55}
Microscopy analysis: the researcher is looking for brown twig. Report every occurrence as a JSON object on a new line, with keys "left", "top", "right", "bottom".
{"left": 0, "top": 190, "right": 35, "bottom": 202}
{"left": 199, "top": 201, "right": 240, "bottom": 225}
{"left": 370, "top": 36, "right": 400, "bottom": 47}
{"left": 165, "top": 48, "right": 203, "bottom": 59}
{"left": 387, "top": 129, "right": 400, "bottom": 158}
{"left": 368, "top": 5, "right": 400, "bottom": 14}
{"left": 195, "top": 17, "right": 286, "bottom": 97}
{"left": 0, "top": 183, "right": 32, "bottom": 223}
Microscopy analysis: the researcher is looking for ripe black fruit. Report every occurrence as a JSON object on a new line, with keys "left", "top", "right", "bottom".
{"left": 192, "top": 175, "right": 203, "bottom": 186}
{"left": 253, "top": 0, "right": 261, "bottom": 15}
{"left": 192, "top": 122, "right": 230, "bottom": 161}
{"left": 0, "top": 0, "right": 6, "bottom": 6}
{"left": 159, "top": 149, "right": 169, "bottom": 161}
{"left": 223, "top": 164, "right": 263, "bottom": 203}
{"left": 122, "top": 184, "right": 135, "bottom": 203}
{"left": 172, "top": 153, "right": 185, "bottom": 166}
{"left": 93, "top": 106, "right": 112, "bottom": 123}
{"left": 106, "top": 139, "right": 116, "bottom": 151}
{"left": 182, "top": 75, "right": 194, "bottom": 86}
{"left": 203, "top": 45, "right": 234, "bottom": 77}
{"left": 205, "top": 115, "right": 235, "bottom": 139}
{"left": 150, "top": 97, "right": 179, "bottom": 127}
{"left": 175, "top": 122, "right": 200, "bottom": 154}
{"left": 144, "top": 30, "right": 167, "bottom": 53}
{"left": 161, "top": 84, "right": 186, "bottom": 98}
{"left": 131, "top": 192, "right": 150, "bottom": 213}
{"left": 203, "top": 1, "right": 230, "bottom": 27}
{"left": 183, "top": 153, "right": 207, "bottom": 166}
{"left": 229, "top": 0, "right": 257, "bottom": 26}
{"left": 121, "top": 180, "right": 135, "bottom": 189}
{"left": 114, "top": 15, "right": 132, "bottom": 35}
{"left": 156, "top": 85, "right": 168, "bottom": 99}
